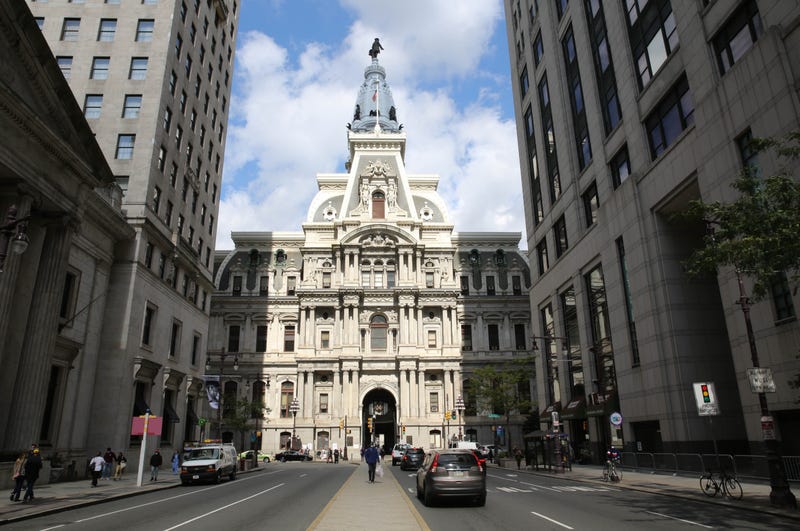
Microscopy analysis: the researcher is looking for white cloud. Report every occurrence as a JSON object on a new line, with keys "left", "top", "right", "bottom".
{"left": 217, "top": 0, "right": 524, "bottom": 250}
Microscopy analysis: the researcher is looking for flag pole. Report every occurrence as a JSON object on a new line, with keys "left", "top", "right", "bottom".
{"left": 373, "top": 78, "right": 381, "bottom": 134}
{"left": 136, "top": 410, "right": 150, "bottom": 487}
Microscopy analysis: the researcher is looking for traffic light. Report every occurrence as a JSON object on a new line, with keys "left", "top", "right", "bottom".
{"left": 701, "top": 384, "right": 711, "bottom": 403}
{"left": 339, "top": 418, "right": 344, "bottom": 430}
{"left": 445, "top": 410, "right": 451, "bottom": 421}
{"left": 367, "top": 417, "right": 373, "bottom": 432}
{"left": 401, "top": 423, "right": 406, "bottom": 434}
{"left": 451, "top": 410, "right": 457, "bottom": 420}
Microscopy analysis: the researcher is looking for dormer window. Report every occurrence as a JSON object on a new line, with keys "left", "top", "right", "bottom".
{"left": 275, "top": 249, "right": 286, "bottom": 264}
{"left": 372, "top": 191, "right": 385, "bottom": 219}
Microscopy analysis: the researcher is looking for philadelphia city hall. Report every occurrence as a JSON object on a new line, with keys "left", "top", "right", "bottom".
{"left": 206, "top": 44, "right": 534, "bottom": 456}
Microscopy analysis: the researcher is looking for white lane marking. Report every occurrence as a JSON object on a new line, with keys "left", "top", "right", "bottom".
{"left": 299, "top": 474, "right": 308, "bottom": 478}
{"left": 531, "top": 511, "right": 574, "bottom": 529}
{"left": 645, "top": 511, "right": 713, "bottom": 529}
{"left": 408, "top": 487, "right": 415, "bottom": 493}
{"left": 162, "top": 483, "right": 285, "bottom": 530}
{"left": 74, "top": 471, "right": 282, "bottom": 523}
{"left": 39, "top": 526, "right": 65, "bottom": 531}
{"left": 497, "top": 486, "right": 536, "bottom": 493}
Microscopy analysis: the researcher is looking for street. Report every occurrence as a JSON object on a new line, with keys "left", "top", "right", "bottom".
{"left": 4, "top": 462, "right": 798, "bottom": 531}
{"left": 389, "top": 465, "right": 797, "bottom": 531}
{"left": 3, "top": 464, "right": 350, "bottom": 531}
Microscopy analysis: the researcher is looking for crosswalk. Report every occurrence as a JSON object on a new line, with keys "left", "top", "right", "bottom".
{"left": 497, "top": 484, "right": 613, "bottom": 493}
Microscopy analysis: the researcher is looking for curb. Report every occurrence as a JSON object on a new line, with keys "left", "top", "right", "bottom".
{"left": 489, "top": 464, "right": 800, "bottom": 522}
{"left": 0, "top": 467, "right": 264, "bottom": 525}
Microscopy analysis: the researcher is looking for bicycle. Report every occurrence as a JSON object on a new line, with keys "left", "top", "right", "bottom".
{"left": 699, "top": 469, "right": 742, "bottom": 500}
{"left": 602, "top": 458, "right": 622, "bottom": 482}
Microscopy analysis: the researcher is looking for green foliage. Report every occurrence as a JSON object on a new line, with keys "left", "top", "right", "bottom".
{"left": 466, "top": 356, "right": 535, "bottom": 450}
{"left": 680, "top": 131, "right": 800, "bottom": 299}
{"left": 223, "top": 399, "right": 270, "bottom": 450}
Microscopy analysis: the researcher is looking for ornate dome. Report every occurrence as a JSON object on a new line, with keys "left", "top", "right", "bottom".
{"left": 349, "top": 39, "right": 401, "bottom": 134}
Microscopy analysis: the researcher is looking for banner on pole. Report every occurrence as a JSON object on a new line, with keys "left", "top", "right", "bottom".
{"left": 205, "top": 376, "right": 220, "bottom": 410}
{"left": 131, "top": 416, "right": 163, "bottom": 435}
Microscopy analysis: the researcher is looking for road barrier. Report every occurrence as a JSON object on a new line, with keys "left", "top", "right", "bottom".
{"left": 619, "top": 452, "right": 799, "bottom": 483}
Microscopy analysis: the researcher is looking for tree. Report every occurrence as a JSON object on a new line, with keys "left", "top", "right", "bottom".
{"left": 680, "top": 131, "right": 800, "bottom": 299}
{"left": 466, "top": 356, "right": 535, "bottom": 452}
{"left": 223, "top": 398, "right": 270, "bottom": 453}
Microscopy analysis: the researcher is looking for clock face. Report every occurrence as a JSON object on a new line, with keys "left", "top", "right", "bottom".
{"left": 374, "top": 402, "right": 384, "bottom": 415}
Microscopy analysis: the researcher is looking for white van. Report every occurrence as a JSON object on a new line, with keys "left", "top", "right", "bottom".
{"left": 449, "top": 441, "right": 478, "bottom": 451}
{"left": 180, "top": 444, "right": 238, "bottom": 485}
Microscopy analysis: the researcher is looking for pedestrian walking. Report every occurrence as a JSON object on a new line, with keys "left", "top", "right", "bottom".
{"left": 364, "top": 444, "right": 379, "bottom": 483}
{"left": 9, "top": 452, "right": 26, "bottom": 502}
{"left": 89, "top": 452, "right": 104, "bottom": 487}
{"left": 171, "top": 450, "right": 180, "bottom": 474}
{"left": 114, "top": 452, "right": 127, "bottom": 480}
{"left": 513, "top": 446, "right": 523, "bottom": 470}
{"left": 150, "top": 449, "right": 163, "bottom": 481}
{"left": 102, "top": 447, "right": 116, "bottom": 480}
{"left": 21, "top": 448, "right": 42, "bottom": 502}
{"left": 334, "top": 448, "right": 339, "bottom": 464}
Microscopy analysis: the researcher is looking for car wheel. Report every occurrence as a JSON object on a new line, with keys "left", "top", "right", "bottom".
{"left": 423, "top": 485, "right": 434, "bottom": 507}
{"left": 392, "top": 459, "right": 397, "bottom": 466}
{"left": 263, "top": 457, "right": 270, "bottom": 463}
{"left": 475, "top": 493, "right": 486, "bottom": 507}
{"left": 280, "top": 457, "right": 286, "bottom": 462}
{"left": 181, "top": 480, "right": 190, "bottom": 486}
{"left": 416, "top": 482, "right": 422, "bottom": 500}
{"left": 229, "top": 469, "right": 236, "bottom": 481}
{"left": 213, "top": 471, "right": 221, "bottom": 484}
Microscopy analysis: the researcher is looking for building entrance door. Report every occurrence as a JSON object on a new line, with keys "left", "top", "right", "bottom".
{"left": 363, "top": 388, "right": 396, "bottom": 454}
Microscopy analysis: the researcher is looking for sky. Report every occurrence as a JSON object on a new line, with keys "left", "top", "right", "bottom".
{"left": 217, "top": 0, "right": 525, "bottom": 250}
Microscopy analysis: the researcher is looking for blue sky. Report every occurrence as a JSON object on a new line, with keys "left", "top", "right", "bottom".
{"left": 218, "top": 0, "right": 525, "bottom": 249}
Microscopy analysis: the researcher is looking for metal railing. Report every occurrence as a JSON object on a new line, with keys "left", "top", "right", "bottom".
{"left": 619, "top": 452, "right": 800, "bottom": 483}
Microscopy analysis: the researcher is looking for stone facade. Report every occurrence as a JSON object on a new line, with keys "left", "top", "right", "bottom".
{"left": 207, "top": 56, "right": 534, "bottom": 457}
{"left": 504, "top": 0, "right": 800, "bottom": 460}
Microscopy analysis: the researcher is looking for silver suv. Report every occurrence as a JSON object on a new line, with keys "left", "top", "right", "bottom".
{"left": 391, "top": 443, "right": 410, "bottom": 466}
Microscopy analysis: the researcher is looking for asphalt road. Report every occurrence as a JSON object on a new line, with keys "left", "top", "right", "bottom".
{"left": 6, "top": 462, "right": 797, "bottom": 531}
{"left": 3, "top": 463, "right": 351, "bottom": 531}
{"left": 389, "top": 464, "right": 798, "bottom": 531}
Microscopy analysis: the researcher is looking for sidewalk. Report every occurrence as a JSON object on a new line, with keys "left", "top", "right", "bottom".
{"left": 308, "top": 459, "right": 429, "bottom": 531}
{"left": 0, "top": 466, "right": 255, "bottom": 525}
{"left": 495, "top": 461, "right": 800, "bottom": 521}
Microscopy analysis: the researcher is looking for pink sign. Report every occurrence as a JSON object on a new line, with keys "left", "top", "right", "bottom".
{"left": 131, "top": 416, "right": 163, "bottom": 436}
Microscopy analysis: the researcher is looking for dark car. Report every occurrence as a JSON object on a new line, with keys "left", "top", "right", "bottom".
{"left": 416, "top": 449, "right": 486, "bottom": 506}
{"left": 275, "top": 450, "right": 312, "bottom": 462}
{"left": 400, "top": 447, "right": 425, "bottom": 470}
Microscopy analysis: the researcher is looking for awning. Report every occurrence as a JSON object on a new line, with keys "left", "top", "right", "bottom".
{"left": 186, "top": 404, "right": 199, "bottom": 426}
{"left": 539, "top": 402, "right": 561, "bottom": 420}
{"left": 586, "top": 392, "right": 619, "bottom": 417}
{"left": 560, "top": 398, "right": 587, "bottom": 420}
{"left": 133, "top": 396, "right": 150, "bottom": 417}
{"left": 163, "top": 401, "right": 181, "bottom": 424}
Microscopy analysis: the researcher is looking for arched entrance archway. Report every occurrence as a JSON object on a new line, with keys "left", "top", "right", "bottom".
{"left": 362, "top": 388, "right": 396, "bottom": 454}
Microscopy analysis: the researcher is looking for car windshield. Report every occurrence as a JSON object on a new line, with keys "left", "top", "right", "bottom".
{"left": 185, "top": 448, "right": 219, "bottom": 461}
{"left": 437, "top": 453, "right": 477, "bottom": 467}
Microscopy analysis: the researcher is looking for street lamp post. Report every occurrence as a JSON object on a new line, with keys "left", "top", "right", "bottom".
{"left": 289, "top": 397, "right": 300, "bottom": 450}
{"left": 205, "top": 348, "right": 238, "bottom": 441}
{"left": 0, "top": 204, "right": 30, "bottom": 273}
{"left": 736, "top": 271, "right": 796, "bottom": 509}
{"left": 455, "top": 396, "right": 465, "bottom": 441}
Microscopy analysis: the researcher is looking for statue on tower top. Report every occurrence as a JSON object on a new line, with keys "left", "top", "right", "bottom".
{"left": 368, "top": 38, "right": 384, "bottom": 59}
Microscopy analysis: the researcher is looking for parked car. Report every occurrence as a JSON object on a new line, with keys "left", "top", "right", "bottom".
{"left": 275, "top": 450, "right": 312, "bottom": 462}
{"left": 400, "top": 447, "right": 425, "bottom": 470}
{"left": 416, "top": 449, "right": 486, "bottom": 506}
{"left": 391, "top": 443, "right": 410, "bottom": 466}
{"left": 180, "top": 444, "right": 238, "bottom": 485}
{"left": 239, "top": 450, "right": 272, "bottom": 463}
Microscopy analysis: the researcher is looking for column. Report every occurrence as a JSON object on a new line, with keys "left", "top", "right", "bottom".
{"left": 452, "top": 308, "right": 460, "bottom": 347}
{"left": 309, "top": 307, "right": 316, "bottom": 347}
{"left": 304, "top": 370, "right": 314, "bottom": 418}
{"left": 410, "top": 369, "right": 418, "bottom": 417}
{"left": 5, "top": 220, "right": 73, "bottom": 449}
{"left": 332, "top": 368, "right": 340, "bottom": 421}
{"left": 417, "top": 369, "right": 426, "bottom": 419}
{"left": 417, "top": 307, "right": 424, "bottom": 344}
{"left": 295, "top": 370, "right": 305, "bottom": 414}
{"left": 352, "top": 368, "right": 360, "bottom": 419}
{"left": 442, "top": 307, "right": 451, "bottom": 345}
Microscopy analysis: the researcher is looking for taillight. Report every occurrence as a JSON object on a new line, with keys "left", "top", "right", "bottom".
{"left": 402, "top": 454, "right": 408, "bottom": 461}
{"left": 430, "top": 454, "right": 439, "bottom": 473}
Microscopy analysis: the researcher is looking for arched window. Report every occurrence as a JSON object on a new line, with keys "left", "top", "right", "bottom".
{"left": 370, "top": 314, "right": 388, "bottom": 351}
{"left": 372, "top": 191, "right": 385, "bottom": 219}
{"left": 280, "top": 382, "right": 294, "bottom": 418}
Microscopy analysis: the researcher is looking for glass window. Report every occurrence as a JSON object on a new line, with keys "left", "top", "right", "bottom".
{"left": 430, "top": 392, "right": 439, "bottom": 413}
{"left": 770, "top": 272, "right": 796, "bottom": 322}
{"left": 256, "top": 325, "right": 268, "bottom": 352}
{"left": 582, "top": 181, "right": 599, "bottom": 227}
{"left": 122, "top": 94, "right": 142, "bottom": 118}
{"left": 61, "top": 18, "right": 80, "bottom": 41}
{"left": 227, "top": 325, "right": 240, "bottom": 352}
{"left": 129, "top": 57, "right": 148, "bottom": 80}
{"left": 461, "top": 325, "right": 472, "bottom": 351}
{"left": 554, "top": 216, "right": 569, "bottom": 257}
{"left": 83, "top": 94, "right": 102, "bottom": 119}
{"left": 645, "top": 74, "right": 694, "bottom": 159}
{"left": 57, "top": 56, "right": 73, "bottom": 79}
{"left": 320, "top": 330, "right": 330, "bottom": 349}
{"left": 736, "top": 128, "right": 760, "bottom": 177}
{"left": 514, "top": 323, "right": 526, "bottom": 350}
{"left": 98, "top": 19, "right": 117, "bottom": 42}
{"left": 536, "top": 238, "right": 549, "bottom": 276}
{"left": 488, "top": 324, "right": 500, "bottom": 350}
{"left": 287, "top": 277, "right": 296, "bottom": 296}
{"left": 232, "top": 275, "right": 242, "bottom": 296}
{"left": 142, "top": 305, "right": 155, "bottom": 346}
{"left": 520, "top": 66, "right": 529, "bottom": 98}
{"left": 533, "top": 31, "right": 544, "bottom": 66}
{"left": 486, "top": 276, "right": 495, "bottom": 296}
{"left": 626, "top": 0, "right": 679, "bottom": 89}
{"left": 283, "top": 325, "right": 295, "bottom": 351}
{"left": 136, "top": 19, "right": 154, "bottom": 42}
{"left": 610, "top": 145, "right": 631, "bottom": 188}
{"left": 427, "top": 330, "right": 437, "bottom": 348}
{"left": 115, "top": 134, "right": 135, "bottom": 159}
{"left": 90, "top": 57, "right": 110, "bottom": 79}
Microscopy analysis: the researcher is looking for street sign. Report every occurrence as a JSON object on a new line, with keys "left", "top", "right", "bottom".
{"left": 761, "top": 416, "right": 776, "bottom": 440}
{"left": 747, "top": 368, "right": 776, "bottom": 393}
{"left": 609, "top": 412, "right": 623, "bottom": 427}
{"left": 692, "top": 382, "right": 720, "bottom": 416}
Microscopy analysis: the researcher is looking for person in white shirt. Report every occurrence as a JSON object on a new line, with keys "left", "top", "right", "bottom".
{"left": 89, "top": 452, "right": 105, "bottom": 487}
